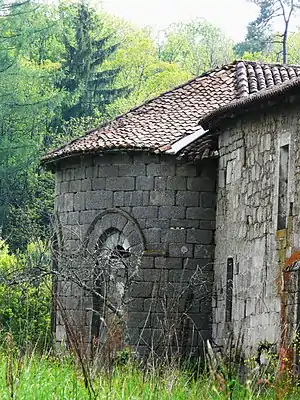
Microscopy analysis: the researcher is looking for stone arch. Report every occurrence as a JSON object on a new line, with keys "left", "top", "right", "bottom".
{"left": 82, "top": 209, "right": 145, "bottom": 348}
{"left": 83, "top": 208, "right": 145, "bottom": 255}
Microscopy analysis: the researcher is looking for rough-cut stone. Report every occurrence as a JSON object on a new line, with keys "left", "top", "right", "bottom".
{"left": 150, "top": 191, "right": 175, "bottom": 206}
{"left": 53, "top": 152, "right": 216, "bottom": 357}
{"left": 106, "top": 177, "right": 135, "bottom": 191}
{"left": 136, "top": 176, "right": 154, "bottom": 190}
{"left": 176, "top": 191, "right": 199, "bottom": 206}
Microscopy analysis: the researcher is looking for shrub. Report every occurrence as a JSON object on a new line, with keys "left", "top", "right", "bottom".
{"left": 0, "top": 239, "right": 51, "bottom": 349}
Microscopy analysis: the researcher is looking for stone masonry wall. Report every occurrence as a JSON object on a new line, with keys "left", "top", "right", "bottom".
{"left": 214, "top": 103, "right": 300, "bottom": 354}
{"left": 54, "top": 151, "right": 217, "bottom": 356}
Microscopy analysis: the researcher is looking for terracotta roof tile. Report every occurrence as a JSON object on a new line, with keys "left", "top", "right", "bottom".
{"left": 42, "top": 60, "right": 300, "bottom": 164}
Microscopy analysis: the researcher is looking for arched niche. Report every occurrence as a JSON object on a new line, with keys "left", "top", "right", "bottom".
{"left": 82, "top": 209, "right": 145, "bottom": 345}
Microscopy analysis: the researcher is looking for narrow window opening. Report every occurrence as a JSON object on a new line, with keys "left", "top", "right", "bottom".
{"left": 277, "top": 144, "right": 289, "bottom": 230}
{"left": 226, "top": 258, "right": 233, "bottom": 323}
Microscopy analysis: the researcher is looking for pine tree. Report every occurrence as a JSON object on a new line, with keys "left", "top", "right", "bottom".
{"left": 59, "top": 1, "right": 129, "bottom": 121}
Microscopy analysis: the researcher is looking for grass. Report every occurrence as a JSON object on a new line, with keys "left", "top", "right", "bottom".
{"left": 0, "top": 351, "right": 300, "bottom": 399}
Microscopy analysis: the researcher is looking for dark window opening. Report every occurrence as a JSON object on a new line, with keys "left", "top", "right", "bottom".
{"left": 277, "top": 144, "right": 289, "bottom": 230}
{"left": 226, "top": 257, "right": 233, "bottom": 323}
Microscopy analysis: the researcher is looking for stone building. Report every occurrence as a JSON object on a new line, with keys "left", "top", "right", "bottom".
{"left": 43, "top": 60, "right": 300, "bottom": 362}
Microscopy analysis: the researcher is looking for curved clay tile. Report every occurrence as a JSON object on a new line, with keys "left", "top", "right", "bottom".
{"left": 255, "top": 64, "right": 267, "bottom": 91}
{"left": 280, "top": 66, "right": 289, "bottom": 82}
{"left": 272, "top": 66, "right": 282, "bottom": 85}
{"left": 287, "top": 67, "right": 296, "bottom": 79}
{"left": 236, "top": 62, "right": 249, "bottom": 97}
{"left": 247, "top": 64, "right": 258, "bottom": 93}
{"left": 263, "top": 65, "right": 274, "bottom": 88}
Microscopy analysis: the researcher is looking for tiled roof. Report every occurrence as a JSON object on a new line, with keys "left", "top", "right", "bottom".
{"left": 42, "top": 60, "right": 300, "bottom": 164}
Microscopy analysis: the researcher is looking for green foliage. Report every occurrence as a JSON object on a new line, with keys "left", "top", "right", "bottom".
{"left": 57, "top": 1, "right": 129, "bottom": 122}
{"left": 0, "top": 240, "right": 51, "bottom": 349}
{"left": 159, "top": 20, "right": 234, "bottom": 76}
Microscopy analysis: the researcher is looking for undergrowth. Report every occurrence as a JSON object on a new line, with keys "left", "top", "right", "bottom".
{"left": 0, "top": 349, "right": 299, "bottom": 400}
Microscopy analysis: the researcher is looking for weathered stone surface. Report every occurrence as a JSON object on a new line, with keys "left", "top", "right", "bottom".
{"left": 132, "top": 206, "right": 158, "bottom": 219}
{"left": 136, "top": 176, "right": 154, "bottom": 190}
{"left": 147, "top": 163, "right": 175, "bottom": 177}
{"left": 186, "top": 229, "right": 213, "bottom": 244}
{"left": 176, "top": 191, "right": 199, "bottom": 206}
{"left": 106, "top": 177, "right": 135, "bottom": 191}
{"left": 74, "top": 192, "right": 86, "bottom": 211}
{"left": 53, "top": 151, "right": 216, "bottom": 356}
{"left": 98, "top": 165, "right": 118, "bottom": 177}
{"left": 118, "top": 163, "right": 146, "bottom": 176}
{"left": 150, "top": 191, "right": 175, "bottom": 206}
{"left": 167, "top": 177, "right": 187, "bottom": 190}
{"left": 159, "top": 206, "right": 185, "bottom": 219}
{"left": 85, "top": 190, "right": 113, "bottom": 209}
{"left": 92, "top": 178, "right": 106, "bottom": 190}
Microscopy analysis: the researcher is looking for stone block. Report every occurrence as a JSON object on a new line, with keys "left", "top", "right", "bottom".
{"left": 147, "top": 164, "right": 175, "bottom": 177}
{"left": 60, "top": 181, "right": 69, "bottom": 193}
{"left": 79, "top": 210, "right": 96, "bottom": 225}
{"left": 159, "top": 206, "right": 185, "bottom": 219}
{"left": 168, "top": 243, "right": 193, "bottom": 258}
{"left": 144, "top": 299, "right": 164, "bottom": 313}
{"left": 113, "top": 191, "right": 124, "bottom": 206}
{"left": 74, "top": 192, "right": 86, "bottom": 211}
{"left": 199, "top": 220, "right": 216, "bottom": 230}
{"left": 56, "top": 195, "right": 64, "bottom": 212}
{"left": 170, "top": 219, "right": 199, "bottom": 228}
{"left": 186, "top": 229, "right": 213, "bottom": 244}
{"left": 64, "top": 168, "right": 75, "bottom": 181}
{"left": 132, "top": 206, "right": 158, "bottom": 219}
{"left": 85, "top": 191, "right": 113, "bottom": 209}
{"left": 200, "top": 192, "right": 216, "bottom": 208}
{"left": 136, "top": 176, "right": 154, "bottom": 190}
{"left": 92, "top": 178, "right": 106, "bottom": 190}
{"left": 128, "top": 298, "right": 144, "bottom": 311}
{"left": 165, "top": 229, "right": 186, "bottom": 243}
{"left": 144, "top": 228, "right": 161, "bottom": 243}
{"left": 85, "top": 166, "right": 96, "bottom": 179}
{"left": 127, "top": 312, "right": 150, "bottom": 328}
{"left": 106, "top": 177, "right": 135, "bottom": 191}
{"left": 155, "top": 257, "right": 182, "bottom": 269}
{"left": 167, "top": 177, "right": 187, "bottom": 190}
{"left": 187, "top": 177, "right": 215, "bottom": 191}
{"left": 141, "top": 257, "right": 154, "bottom": 269}
{"left": 185, "top": 258, "right": 213, "bottom": 271}
{"left": 118, "top": 163, "right": 146, "bottom": 177}
{"left": 143, "top": 269, "right": 168, "bottom": 282}
{"left": 194, "top": 244, "right": 214, "bottom": 259}
{"left": 67, "top": 211, "right": 79, "bottom": 225}
{"left": 154, "top": 177, "right": 167, "bottom": 191}
{"left": 124, "top": 191, "right": 144, "bottom": 206}
{"left": 98, "top": 165, "right": 119, "bottom": 177}
{"left": 176, "top": 164, "right": 197, "bottom": 176}
{"left": 81, "top": 178, "right": 92, "bottom": 191}
{"left": 186, "top": 207, "right": 215, "bottom": 220}
{"left": 176, "top": 191, "right": 199, "bottom": 206}
{"left": 73, "top": 167, "right": 85, "bottom": 181}
{"left": 130, "top": 282, "right": 153, "bottom": 298}
{"left": 146, "top": 219, "right": 169, "bottom": 229}
{"left": 169, "top": 269, "right": 196, "bottom": 282}
{"left": 68, "top": 180, "right": 81, "bottom": 193}
{"left": 150, "top": 191, "right": 175, "bottom": 206}
{"left": 64, "top": 193, "right": 74, "bottom": 212}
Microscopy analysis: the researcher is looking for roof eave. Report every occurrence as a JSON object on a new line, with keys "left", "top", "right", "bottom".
{"left": 199, "top": 77, "right": 300, "bottom": 128}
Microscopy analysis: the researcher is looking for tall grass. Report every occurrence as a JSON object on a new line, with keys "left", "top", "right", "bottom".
{"left": 0, "top": 348, "right": 299, "bottom": 400}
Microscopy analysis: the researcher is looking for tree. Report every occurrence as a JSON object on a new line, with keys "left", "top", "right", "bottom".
{"left": 57, "top": 1, "right": 129, "bottom": 122}
{"left": 159, "top": 20, "right": 234, "bottom": 76}
{"left": 0, "top": 1, "right": 61, "bottom": 250}
{"left": 102, "top": 24, "right": 190, "bottom": 117}
{"left": 245, "top": 0, "right": 300, "bottom": 63}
